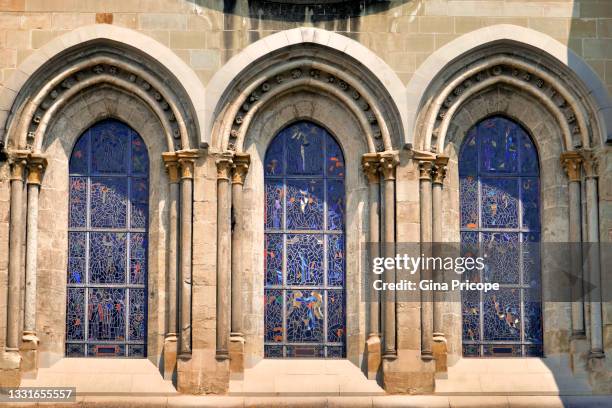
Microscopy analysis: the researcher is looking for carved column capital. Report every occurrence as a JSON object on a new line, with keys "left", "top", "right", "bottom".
{"left": 26, "top": 154, "right": 47, "bottom": 185}
{"left": 580, "top": 150, "right": 598, "bottom": 179}
{"left": 412, "top": 150, "right": 436, "bottom": 181}
{"left": 215, "top": 151, "right": 234, "bottom": 181}
{"left": 432, "top": 155, "right": 449, "bottom": 185}
{"left": 362, "top": 153, "right": 380, "bottom": 184}
{"left": 8, "top": 150, "right": 29, "bottom": 181}
{"left": 231, "top": 152, "right": 250, "bottom": 185}
{"left": 177, "top": 149, "right": 199, "bottom": 180}
{"left": 162, "top": 152, "right": 180, "bottom": 184}
{"left": 560, "top": 151, "right": 582, "bottom": 182}
{"left": 378, "top": 151, "right": 399, "bottom": 181}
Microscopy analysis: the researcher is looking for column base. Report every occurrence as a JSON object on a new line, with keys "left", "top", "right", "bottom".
{"left": 420, "top": 351, "right": 434, "bottom": 361}
{"left": 20, "top": 332, "right": 39, "bottom": 378}
{"left": 432, "top": 333, "right": 447, "bottom": 374}
{"left": 229, "top": 334, "right": 245, "bottom": 379}
{"left": 0, "top": 349, "right": 21, "bottom": 387}
{"left": 366, "top": 334, "right": 381, "bottom": 380}
{"left": 163, "top": 334, "right": 178, "bottom": 381}
{"left": 589, "top": 350, "right": 605, "bottom": 359}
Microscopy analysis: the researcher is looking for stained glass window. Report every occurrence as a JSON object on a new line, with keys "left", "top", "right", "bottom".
{"left": 264, "top": 121, "right": 346, "bottom": 358}
{"left": 459, "top": 116, "right": 542, "bottom": 357}
{"left": 66, "top": 119, "right": 149, "bottom": 358}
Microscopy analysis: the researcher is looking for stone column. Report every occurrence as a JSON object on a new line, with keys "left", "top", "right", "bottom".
{"left": 431, "top": 155, "right": 448, "bottom": 372}
{"left": 581, "top": 151, "right": 604, "bottom": 358}
{"left": 216, "top": 152, "right": 233, "bottom": 360}
{"left": 379, "top": 151, "right": 398, "bottom": 360}
{"left": 21, "top": 154, "right": 47, "bottom": 376}
{"left": 177, "top": 150, "right": 198, "bottom": 357}
{"left": 560, "top": 152, "right": 585, "bottom": 338}
{"left": 415, "top": 151, "right": 435, "bottom": 361}
{"left": 363, "top": 153, "right": 381, "bottom": 378}
{"left": 2, "top": 151, "right": 28, "bottom": 386}
{"left": 162, "top": 152, "right": 180, "bottom": 378}
{"left": 229, "top": 152, "right": 249, "bottom": 375}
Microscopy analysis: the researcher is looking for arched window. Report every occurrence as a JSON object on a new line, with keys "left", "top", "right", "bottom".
{"left": 65, "top": 119, "right": 149, "bottom": 357}
{"left": 460, "top": 116, "right": 543, "bottom": 357}
{"left": 263, "top": 121, "right": 346, "bottom": 358}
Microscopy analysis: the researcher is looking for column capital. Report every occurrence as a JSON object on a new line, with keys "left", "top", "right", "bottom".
{"left": 378, "top": 151, "right": 399, "bottom": 181}
{"left": 560, "top": 151, "right": 582, "bottom": 182}
{"left": 216, "top": 151, "right": 234, "bottom": 181}
{"left": 231, "top": 152, "right": 250, "bottom": 185}
{"left": 432, "top": 155, "right": 449, "bottom": 185}
{"left": 579, "top": 149, "right": 598, "bottom": 179}
{"left": 412, "top": 149, "right": 436, "bottom": 181}
{"left": 8, "top": 150, "right": 29, "bottom": 181}
{"left": 162, "top": 152, "right": 180, "bottom": 183}
{"left": 26, "top": 154, "right": 47, "bottom": 185}
{"left": 362, "top": 153, "right": 380, "bottom": 184}
{"left": 177, "top": 149, "right": 199, "bottom": 180}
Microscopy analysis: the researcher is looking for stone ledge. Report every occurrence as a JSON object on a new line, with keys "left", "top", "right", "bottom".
{"left": 0, "top": 395, "right": 610, "bottom": 408}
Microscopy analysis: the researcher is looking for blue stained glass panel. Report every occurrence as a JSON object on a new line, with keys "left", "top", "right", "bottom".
{"left": 69, "top": 135, "right": 88, "bottom": 174}
{"left": 521, "top": 178, "right": 540, "bottom": 230}
{"left": 264, "top": 121, "right": 345, "bottom": 358}
{"left": 286, "top": 234, "right": 323, "bottom": 286}
{"left": 88, "top": 288, "right": 126, "bottom": 341}
{"left": 89, "top": 232, "right": 126, "bottom": 284}
{"left": 459, "top": 176, "right": 478, "bottom": 229}
{"left": 129, "top": 289, "right": 146, "bottom": 341}
{"left": 459, "top": 116, "right": 541, "bottom": 358}
{"left": 481, "top": 178, "right": 519, "bottom": 228}
{"left": 265, "top": 180, "right": 284, "bottom": 230}
{"left": 328, "top": 235, "right": 344, "bottom": 286}
{"left": 66, "top": 288, "right": 85, "bottom": 340}
{"left": 90, "top": 177, "right": 128, "bottom": 228}
{"left": 66, "top": 120, "right": 148, "bottom": 358}
{"left": 69, "top": 177, "right": 87, "bottom": 228}
{"left": 131, "top": 178, "right": 148, "bottom": 229}
{"left": 484, "top": 289, "right": 521, "bottom": 341}
{"left": 326, "top": 136, "right": 344, "bottom": 177}
{"left": 286, "top": 179, "right": 324, "bottom": 230}
{"left": 91, "top": 122, "right": 128, "bottom": 174}
{"left": 131, "top": 134, "right": 148, "bottom": 174}
{"left": 284, "top": 122, "right": 324, "bottom": 175}
{"left": 265, "top": 290, "right": 283, "bottom": 342}
{"left": 327, "top": 180, "right": 344, "bottom": 230}
{"left": 286, "top": 290, "right": 324, "bottom": 343}
{"left": 327, "top": 290, "right": 344, "bottom": 343}
{"left": 265, "top": 234, "right": 283, "bottom": 286}
{"left": 479, "top": 117, "right": 519, "bottom": 174}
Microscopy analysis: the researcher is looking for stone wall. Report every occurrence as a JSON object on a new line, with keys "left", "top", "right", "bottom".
{"left": 0, "top": 0, "right": 610, "bottom": 94}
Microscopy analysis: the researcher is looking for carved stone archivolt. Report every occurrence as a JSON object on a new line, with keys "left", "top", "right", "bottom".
{"left": 4, "top": 45, "right": 197, "bottom": 153}
{"left": 213, "top": 46, "right": 404, "bottom": 154}
{"left": 421, "top": 53, "right": 596, "bottom": 153}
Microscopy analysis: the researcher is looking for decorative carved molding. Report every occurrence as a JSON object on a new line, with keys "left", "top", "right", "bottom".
{"left": 222, "top": 60, "right": 391, "bottom": 153}
{"left": 362, "top": 153, "right": 380, "bottom": 184}
{"left": 8, "top": 150, "right": 29, "bottom": 181}
{"left": 560, "top": 151, "right": 582, "bottom": 182}
{"left": 422, "top": 54, "right": 592, "bottom": 153}
{"left": 231, "top": 153, "right": 250, "bottom": 185}
{"left": 6, "top": 48, "right": 197, "bottom": 153}
{"left": 177, "top": 150, "right": 199, "bottom": 180}
{"left": 412, "top": 150, "right": 436, "bottom": 181}
{"left": 379, "top": 151, "right": 399, "bottom": 181}
{"left": 432, "top": 155, "right": 449, "bottom": 185}
{"left": 162, "top": 152, "right": 180, "bottom": 184}
{"left": 216, "top": 152, "right": 234, "bottom": 181}
{"left": 26, "top": 154, "right": 47, "bottom": 185}
{"left": 580, "top": 150, "right": 598, "bottom": 179}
